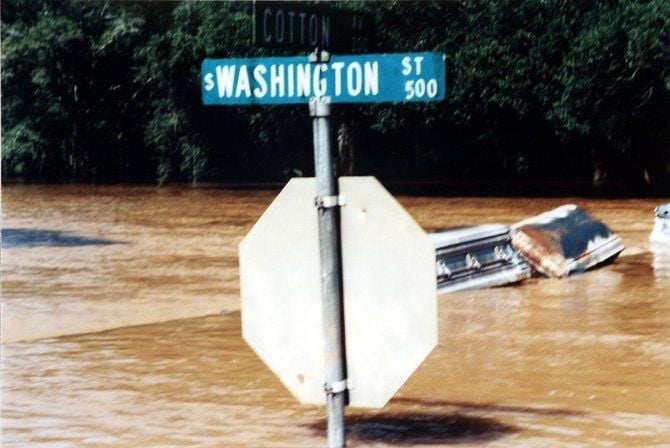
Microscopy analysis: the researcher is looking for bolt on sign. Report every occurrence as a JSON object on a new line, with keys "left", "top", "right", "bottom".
{"left": 253, "top": 1, "right": 374, "bottom": 53}
{"left": 202, "top": 53, "right": 446, "bottom": 105}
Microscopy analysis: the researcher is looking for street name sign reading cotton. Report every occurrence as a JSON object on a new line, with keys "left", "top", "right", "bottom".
{"left": 253, "top": 1, "right": 374, "bottom": 53}
{"left": 201, "top": 52, "right": 446, "bottom": 105}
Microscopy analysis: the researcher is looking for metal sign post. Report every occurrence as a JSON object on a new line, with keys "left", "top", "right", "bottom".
{"left": 203, "top": 46, "right": 446, "bottom": 448}
{"left": 309, "top": 50, "right": 347, "bottom": 448}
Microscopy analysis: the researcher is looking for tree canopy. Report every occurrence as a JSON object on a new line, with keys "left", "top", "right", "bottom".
{"left": 2, "top": 0, "right": 669, "bottom": 192}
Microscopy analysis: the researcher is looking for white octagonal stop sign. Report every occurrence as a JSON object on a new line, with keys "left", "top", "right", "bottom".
{"left": 240, "top": 177, "right": 437, "bottom": 408}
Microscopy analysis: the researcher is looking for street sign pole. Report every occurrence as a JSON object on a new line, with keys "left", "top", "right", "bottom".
{"left": 309, "top": 50, "right": 347, "bottom": 448}
{"left": 204, "top": 43, "right": 446, "bottom": 447}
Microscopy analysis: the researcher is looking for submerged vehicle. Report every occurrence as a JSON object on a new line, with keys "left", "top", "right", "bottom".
{"left": 429, "top": 224, "right": 531, "bottom": 294}
{"left": 650, "top": 203, "right": 670, "bottom": 244}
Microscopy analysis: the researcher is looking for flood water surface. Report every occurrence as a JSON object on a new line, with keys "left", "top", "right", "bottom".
{"left": 2, "top": 185, "right": 669, "bottom": 446}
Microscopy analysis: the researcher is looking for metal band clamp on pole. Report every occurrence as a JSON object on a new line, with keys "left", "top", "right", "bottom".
{"left": 324, "top": 378, "right": 353, "bottom": 395}
{"left": 315, "top": 195, "right": 347, "bottom": 209}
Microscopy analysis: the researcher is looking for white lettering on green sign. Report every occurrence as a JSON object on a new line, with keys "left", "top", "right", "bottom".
{"left": 203, "top": 62, "right": 379, "bottom": 100}
{"left": 202, "top": 53, "right": 446, "bottom": 105}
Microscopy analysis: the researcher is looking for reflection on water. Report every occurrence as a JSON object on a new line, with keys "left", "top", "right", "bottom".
{"left": 651, "top": 244, "right": 670, "bottom": 277}
{"left": 1, "top": 185, "right": 669, "bottom": 446}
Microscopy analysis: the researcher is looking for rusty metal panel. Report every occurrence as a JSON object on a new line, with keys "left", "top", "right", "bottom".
{"left": 430, "top": 224, "right": 531, "bottom": 294}
{"left": 511, "top": 204, "right": 624, "bottom": 278}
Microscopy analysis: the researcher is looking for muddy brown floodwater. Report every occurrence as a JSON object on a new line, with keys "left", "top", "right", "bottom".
{"left": 2, "top": 184, "right": 669, "bottom": 447}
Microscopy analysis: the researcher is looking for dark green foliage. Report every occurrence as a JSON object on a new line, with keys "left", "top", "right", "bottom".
{"left": 550, "top": 0, "right": 670, "bottom": 184}
{"left": 2, "top": 1, "right": 152, "bottom": 181}
{"left": 2, "top": 0, "right": 669, "bottom": 189}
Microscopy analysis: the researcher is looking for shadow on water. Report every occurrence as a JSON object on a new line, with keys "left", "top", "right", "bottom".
{"left": 306, "top": 412, "right": 517, "bottom": 445}
{"left": 1, "top": 228, "right": 124, "bottom": 248}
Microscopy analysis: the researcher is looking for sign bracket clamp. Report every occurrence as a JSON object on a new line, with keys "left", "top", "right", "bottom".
{"left": 314, "top": 194, "right": 346, "bottom": 210}
{"left": 324, "top": 378, "right": 353, "bottom": 395}
{"left": 308, "top": 48, "right": 330, "bottom": 63}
